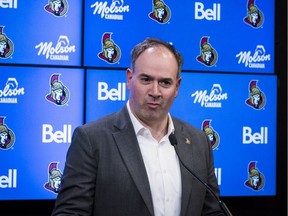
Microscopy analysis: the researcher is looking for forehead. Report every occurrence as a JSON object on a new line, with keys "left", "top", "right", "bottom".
{"left": 141, "top": 45, "right": 172, "bottom": 56}
{"left": 134, "top": 46, "right": 178, "bottom": 78}
{"left": 135, "top": 46, "right": 177, "bottom": 66}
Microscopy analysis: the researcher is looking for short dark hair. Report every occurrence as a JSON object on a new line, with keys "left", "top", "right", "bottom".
{"left": 130, "top": 37, "right": 183, "bottom": 78}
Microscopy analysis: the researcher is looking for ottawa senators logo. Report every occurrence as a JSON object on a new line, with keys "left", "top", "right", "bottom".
{"left": 44, "top": 0, "right": 69, "bottom": 17}
{"left": 98, "top": 33, "right": 121, "bottom": 64}
{"left": 0, "top": 117, "right": 15, "bottom": 150}
{"left": 149, "top": 0, "right": 171, "bottom": 24}
{"left": 202, "top": 120, "right": 220, "bottom": 150}
{"left": 245, "top": 80, "right": 266, "bottom": 110}
{"left": 245, "top": 161, "right": 265, "bottom": 190}
{"left": 0, "top": 26, "right": 14, "bottom": 59}
{"left": 46, "top": 74, "right": 70, "bottom": 106}
{"left": 44, "top": 162, "right": 63, "bottom": 194}
{"left": 243, "top": 0, "right": 264, "bottom": 28}
{"left": 196, "top": 37, "right": 217, "bottom": 67}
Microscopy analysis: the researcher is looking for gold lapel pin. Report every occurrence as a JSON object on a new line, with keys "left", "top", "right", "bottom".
{"left": 185, "top": 138, "right": 191, "bottom": 144}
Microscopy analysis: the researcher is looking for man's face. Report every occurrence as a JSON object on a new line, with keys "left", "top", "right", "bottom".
{"left": 127, "top": 46, "right": 181, "bottom": 125}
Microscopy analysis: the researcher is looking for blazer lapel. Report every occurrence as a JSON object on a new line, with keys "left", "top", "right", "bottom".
{"left": 174, "top": 128, "right": 195, "bottom": 216}
{"left": 112, "top": 107, "right": 154, "bottom": 216}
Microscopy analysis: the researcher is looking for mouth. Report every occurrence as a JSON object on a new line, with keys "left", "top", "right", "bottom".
{"left": 147, "top": 102, "right": 160, "bottom": 109}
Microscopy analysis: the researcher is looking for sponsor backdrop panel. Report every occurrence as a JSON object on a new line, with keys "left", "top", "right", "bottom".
{"left": 0, "top": 0, "right": 82, "bottom": 66}
{"left": 170, "top": 72, "right": 277, "bottom": 196}
{"left": 86, "top": 69, "right": 129, "bottom": 123}
{"left": 0, "top": 0, "right": 277, "bottom": 200}
{"left": 0, "top": 66, "right": 84, "bottom": 200}
{"left": 83, "top": 0, "right": 274, "bottom": 73}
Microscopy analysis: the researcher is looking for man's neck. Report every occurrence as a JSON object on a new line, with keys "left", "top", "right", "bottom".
{"left": 139, "top": 117, "right": 169, "bottom": 142}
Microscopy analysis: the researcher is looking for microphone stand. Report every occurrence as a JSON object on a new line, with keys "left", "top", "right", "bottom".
{"left": 169, "top": 134, "right": 233, "bottom": 216}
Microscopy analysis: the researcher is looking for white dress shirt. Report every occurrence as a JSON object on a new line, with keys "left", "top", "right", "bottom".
{"left": 127, "top": 102, "right": 182, "bottom": 216}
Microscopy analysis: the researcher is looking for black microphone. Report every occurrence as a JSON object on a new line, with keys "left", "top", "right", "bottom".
{"left": 169, "top": 133, "right": 233, "bottom": 216}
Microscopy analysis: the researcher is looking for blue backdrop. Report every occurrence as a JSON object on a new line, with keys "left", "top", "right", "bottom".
{"left": 0, "top": 0, "right": 276, "bottom": 200}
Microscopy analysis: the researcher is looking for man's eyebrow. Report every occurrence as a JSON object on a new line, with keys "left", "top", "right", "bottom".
{"left": 138, "top": 73, "right": 153, "bottom": 79}
{"left": 139, "top": 73, "right": 151, "bottom": 77}
{"left": 139, "top": 73, "right": 173, "bottom": 80}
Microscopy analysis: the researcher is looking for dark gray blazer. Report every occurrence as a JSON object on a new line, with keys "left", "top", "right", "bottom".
{"left": 52, "top": 105, "right": 224, "bottom": 216}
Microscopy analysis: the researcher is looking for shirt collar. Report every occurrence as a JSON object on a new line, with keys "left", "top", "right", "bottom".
{"left": 126, "top": 101, "right": 175, "bottom": 136}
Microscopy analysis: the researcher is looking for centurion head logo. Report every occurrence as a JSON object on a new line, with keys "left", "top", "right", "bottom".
{"left": 44, "top": 162, "right": 63, "bottom": 194}
{"left": 201, "top": 120, "right": 220, "bottom": 150}
{"left": 46, "top": 74, "right": 70, "bottom": 106}
{"left": 196, "top": 37, "right": 217, "bottom": 67}
{"left": 243, "top": 0, "right": 264, "bottom": 28}
{"left": 0, "top": 26, "right": 14, "bottom": 59}
{"left": 148, "top": 0, "right": 171, "bottom": 24}
{"left": 0, "top": 117, "right": 15, "bottom": 150}
{"left": 245, "top": 80, "right": 266, "bottom": 110}
{"left": 245, "top": 161, "right": 265, "bottom": 190}
{"left": 98, "top": 33, "right": 121, "bottom": 64}
{"left": 44, "top": 0, "right": 69, "bottom": 17}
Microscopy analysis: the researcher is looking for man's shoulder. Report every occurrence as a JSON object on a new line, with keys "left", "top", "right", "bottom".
{"left": 79, "top": 106, "right": 129, "bottom": 131}
{"left": 172, "top": 116, "right": 203, "bottom": 134}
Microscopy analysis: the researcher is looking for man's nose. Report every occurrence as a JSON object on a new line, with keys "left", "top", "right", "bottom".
{"left": 149, "top": 82, "right": 161, "bottom": 97}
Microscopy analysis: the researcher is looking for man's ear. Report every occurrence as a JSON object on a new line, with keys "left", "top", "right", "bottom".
{"left": 126, "top": 68, "right": 133, "bottom": 89}
{"left": 175, "top": 77, "right": 182, "bottom": 97}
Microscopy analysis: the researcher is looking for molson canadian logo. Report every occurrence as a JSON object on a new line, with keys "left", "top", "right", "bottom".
{"left": 0, "top": 77, "right": 25, "bottom": 104}
{"left": 191, "top": 84, "right": 228, "bottom": 108}
{"left": 243, "top": 0, "right": 264, "bottom": 28}
{"left": 236, "top": 45, "right": 271, "bottom": 69}
{"left": 35, "top": 35, "right": 76, "bottom": 61}
{"left": 148, "top": 0, "right": 171, "bottom": 24}
{"left": 0, "top": 26, "right": 14, "bottom": 59}
{"left": 91, "top": 0, "right": 130, "bottom": 20}
{"left": 44, "top": 0, "right": 69, "bottom": 17}
{"left": 0, "top": 117, "right": 15, "bottom": 150}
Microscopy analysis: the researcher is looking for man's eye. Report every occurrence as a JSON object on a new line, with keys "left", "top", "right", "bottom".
{"left": 159, "top": 80, "right": 172, "bottom": 87}
{"left": 140, "top": 77, "right": 151, "bottom": 83}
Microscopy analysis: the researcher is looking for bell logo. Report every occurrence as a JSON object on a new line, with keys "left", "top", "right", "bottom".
{"left": 42, "top": 124, "right": 72, "bottom": 143}
{"left": 195, "top": 2, "right": 221, "bottom": 21}
{"left": 98, "top": 82, "right": 126, "bottom": 101}
{"left": 243, "top": 126, "right": 268, "bottom": 144}
{"left": 0, "top": 169, "right": 17, "bottom": 188}
{"left": 214, "top": 168, "right": 221, "bottom": 186}
{"left": 0, "top": 0, "right": 18, "bottom": 9}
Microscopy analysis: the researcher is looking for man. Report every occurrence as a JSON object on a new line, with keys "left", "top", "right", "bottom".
{"left": 51, "top": 38, "right": 225, "bottom": 216}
